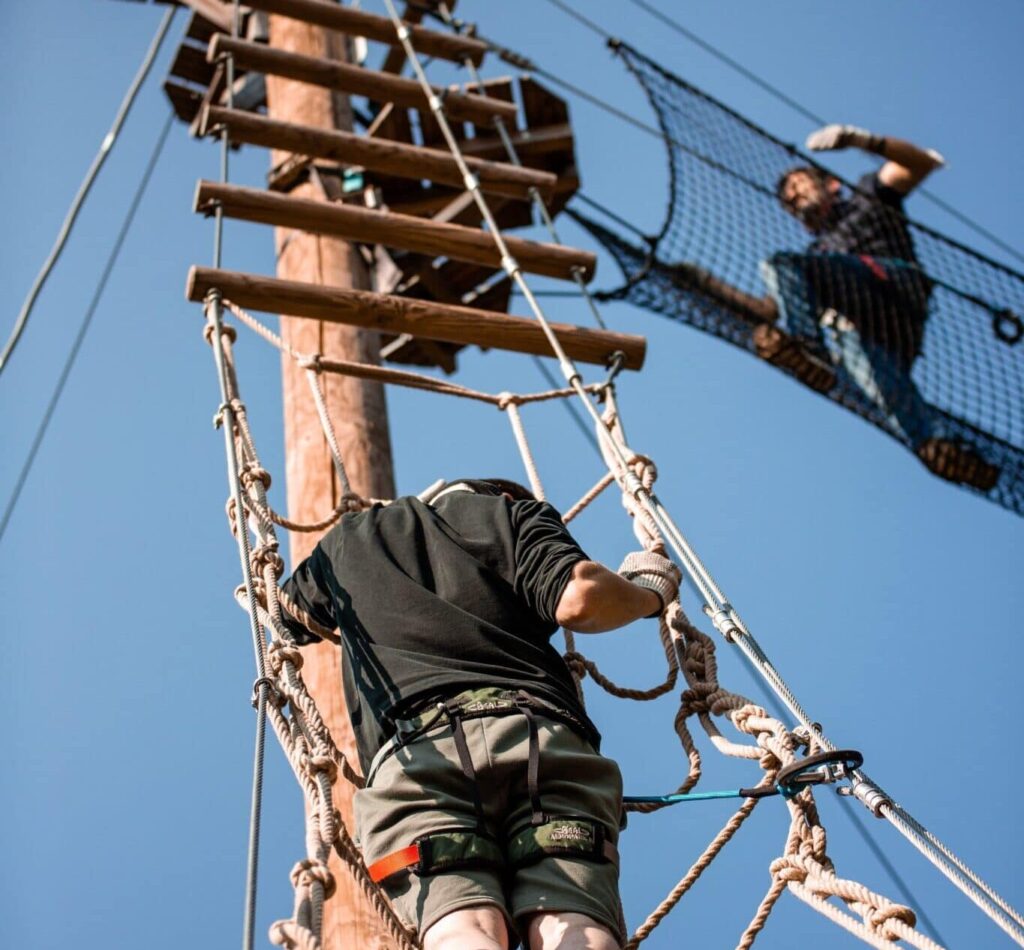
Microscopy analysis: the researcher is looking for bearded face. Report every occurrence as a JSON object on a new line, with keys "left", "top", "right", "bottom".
{"left": 779, "top": 170, "right": 838, "bottom": 233}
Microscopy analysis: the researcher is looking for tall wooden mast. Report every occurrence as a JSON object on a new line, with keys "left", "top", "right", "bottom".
{"left": 264, "top": 14, "right": 396, "bottom": 949}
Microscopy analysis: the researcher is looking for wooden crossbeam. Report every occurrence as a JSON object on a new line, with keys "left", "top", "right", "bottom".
{"left": 207, "top": 35, "right": 517, "bottom": 126}
{"left": 243, "top": 0, "right": 487, "bottom": 66}
{"left": 200, "top": 106, "right": 555, "bottom": 200}
{"left": 186, "top": 267, "right": 645, "bottom": 369}
{"left": 195, "top": 180, "right": 597, "bottom": 282}
{"left": 460, "top": 124, "right": 574, "bottom": 161}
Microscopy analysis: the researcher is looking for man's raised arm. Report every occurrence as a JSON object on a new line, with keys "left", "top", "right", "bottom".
{"left": 806, "top": 123, "right": 945, "bottom": 194}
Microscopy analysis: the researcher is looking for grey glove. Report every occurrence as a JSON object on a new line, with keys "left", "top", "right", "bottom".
{"left": 618, "top": 550, "right": 682, "bottom": 617}
{"left": 806, "top": 123, "right": 879, "bottom": 153}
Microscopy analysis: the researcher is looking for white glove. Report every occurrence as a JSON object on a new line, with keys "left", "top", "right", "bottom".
{"left": 806, "top": 123, "right": 878, "bottom": 153}
{"left": 618, "top": 550, "right": 682, "bottom": 616}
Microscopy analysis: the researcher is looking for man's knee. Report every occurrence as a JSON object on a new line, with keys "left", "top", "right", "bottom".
{"left": 525, "top": 911, "right": 621, "bottom": 950}
{"left": 422, "top": 904, "right": 511, "bottom": 950}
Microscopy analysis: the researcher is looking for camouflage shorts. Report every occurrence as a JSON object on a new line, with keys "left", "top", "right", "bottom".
{"left": 354, "top": 690, "right": 625, "bottom": 946}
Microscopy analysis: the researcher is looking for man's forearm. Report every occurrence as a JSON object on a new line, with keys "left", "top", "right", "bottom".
{"left": 869, "top": 135, "right": 945, "bottom": 176}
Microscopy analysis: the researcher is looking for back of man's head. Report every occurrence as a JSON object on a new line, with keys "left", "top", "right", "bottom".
{"left": 437, "top": 478, "right": 536, "bottom": 501}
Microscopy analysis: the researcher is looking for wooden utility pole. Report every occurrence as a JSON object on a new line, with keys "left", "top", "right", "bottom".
{"left": 264, "top": 14, "right": 397, "bottom": 949}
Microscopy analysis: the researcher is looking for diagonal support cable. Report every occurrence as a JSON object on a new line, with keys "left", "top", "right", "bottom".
{"left": 0, "top": 6, "right": 176, "bottom": 376}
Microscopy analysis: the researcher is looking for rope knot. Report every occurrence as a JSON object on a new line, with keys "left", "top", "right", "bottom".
{"left": 730, "top": 704, "right": 770, "bottom": 735}
{"left": 202, "top": 321, "right": 237, "bottom": 346}
{"left": 628, "top": 453, "right": 658, "bottom": 489}
{"left": 339, "top": 492, "right": 369, "bottom": 513}
{"left": 251, "top": 543, "right": 285, "bottom": 578}
{"left": 241, "top": 465, "right": 272, "bottom": 490}
{"left": 290, "top": 859, "right": 337, "bottom": 898}
{"left": 868, "top": 903, "right": 916, "bottom": 931}
{"left": 563, "top": 651, "right": 588, "bottom": 680}
{"left": 268, "top": 640, "right": 303, "bottom": 674}
{"left": 770, "top": 856, "right": 807, "bottom": 884}
{"left": 305, "top": 753, "right": 339, "bottom": 783}
{"left": 497, "top": 391, "right": 519, "bottom": 411}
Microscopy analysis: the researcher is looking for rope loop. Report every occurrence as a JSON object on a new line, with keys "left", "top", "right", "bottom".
{"left": 251, "top": 542, "right": 285, "bottom": 578}
{"left": 303, "top": 752, "right": 339, "bottom": 785}
{"left": 497, "top": 391, "right": 520, "bottom": 411}
{"left": 268, "top": 639, "right": 304, "bottom": 674}
{"left": 290, "top": 858, "right": 338, "bottom": 899}
{"left": 202, "top": 320, "right": 237, "bottom": 346}
{"left": 241, "top": 465, "right": 272, "bottom": 490}
{"left": 868, "top": 903, "right": 917, "bottom": 931}
{"left": 340, "top": 492, "right": 371, "bottom": 513}
{"left": 269, "top": 919, "right": 320, "bottom": 950}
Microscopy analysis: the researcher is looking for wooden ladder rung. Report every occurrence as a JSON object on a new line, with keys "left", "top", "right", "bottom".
{"left": 200, "top": 106, "right": 556, "bottom": 201}
{"left": 195, "top": 180, "right": 597, "bottom": 283}
{"left": 243, "top": 0, "right": 488, "bottom": 66}
{"left": 186, "top": 267, "right": 645, "bottom": 370}
{"left": 208, "top": 36, "right": 517, "bottom": 126}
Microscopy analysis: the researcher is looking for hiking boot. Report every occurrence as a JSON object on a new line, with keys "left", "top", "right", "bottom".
{"left": 917, "top": 438, "right": 1001, "bottom": 492}
{"left": 752, "top": 324, "right": 836, "bottom": 394}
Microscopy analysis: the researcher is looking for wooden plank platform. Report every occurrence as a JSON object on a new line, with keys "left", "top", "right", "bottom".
{"left": 200, "top": 107, "right": 556, "bottom": 200}
{"left": 194, "top": 180, "right": 597, "bottom": 282}
{"left": 186, "top": 267, "right": 645, "bottom": 370}
{"left": 243, "top": 0, "right": 488, "bottom": 66}
{"left": 207, "top": 35, "right": 518, "bottom": 126}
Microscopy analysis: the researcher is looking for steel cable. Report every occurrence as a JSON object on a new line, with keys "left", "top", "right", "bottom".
{"left": 0, "top": 6, "right": 176, "bottom": 376}
{"left": 0, "top": 111, "right": 175, "bottom": 545}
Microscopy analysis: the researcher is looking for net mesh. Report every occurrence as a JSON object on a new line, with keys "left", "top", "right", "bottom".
{"left": 573, "top": 41, "right": 1024, "bottom": 517}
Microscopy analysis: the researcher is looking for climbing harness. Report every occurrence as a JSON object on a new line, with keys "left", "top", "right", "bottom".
{"left": 367, "top": 688, "right": 617, "bottom": 886}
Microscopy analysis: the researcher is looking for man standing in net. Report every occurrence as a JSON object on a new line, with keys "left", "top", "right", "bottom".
{"left": 278, "top": 477, "right": 680, "bottom": 950}
{"left": 673, "top": 123, "right": 998, "bottom": 490}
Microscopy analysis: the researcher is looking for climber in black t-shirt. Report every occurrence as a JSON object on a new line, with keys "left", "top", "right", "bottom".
{"left": 279, "top": 477, "right": 681, "bottom": 950}
{"left": 670, "top": 123, "right": 998, "bottom": 491}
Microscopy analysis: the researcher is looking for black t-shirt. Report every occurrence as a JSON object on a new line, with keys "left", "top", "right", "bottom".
{"left": 812, "top": 172, "right": 918, "bottom": 263}
{"left": 280, "top": 492, "right": 595, "bottom": 771}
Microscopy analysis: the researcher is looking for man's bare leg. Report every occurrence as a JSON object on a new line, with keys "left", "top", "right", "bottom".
{"left": 526, "top": 911, "right": 620, "bottom": 950}
{"left": 423, "top": 905, "right": 510, "bottom": 950}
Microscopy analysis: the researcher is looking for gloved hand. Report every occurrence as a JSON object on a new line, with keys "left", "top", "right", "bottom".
{"left": 618, "top": 550, "right": 682, "bottom": 616}
{"left": 805, "top": 123, "right": 878, "bottom": 152}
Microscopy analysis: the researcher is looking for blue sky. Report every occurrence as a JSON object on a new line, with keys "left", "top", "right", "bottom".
{"left": 1, "top": 2, "right": 1021, "bottom": 948}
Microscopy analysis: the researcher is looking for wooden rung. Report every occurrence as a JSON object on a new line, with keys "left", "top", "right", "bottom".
{"left": 186, "top": 267, "right": 645, "bottom": 370}
{"left": 195, "top": 180, "right": 597, "bottom": 283}
{"left": 243, "top": 0, "right": 488, "bottom": 66}
{"left": 461, "top": 123, "right": 573, "bottom": 161}
{"left": 201, "top": 106, "right": 556, "bottom": 201}
{"left": 208, "top": 35, "right": 517, "bottom": 126}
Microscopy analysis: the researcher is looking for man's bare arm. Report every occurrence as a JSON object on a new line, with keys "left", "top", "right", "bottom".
{"left": 806, "top": 123, "right": 945, "bottom": 195}
{"left": 556, "top": 560, "right": 662, "bottom": 633}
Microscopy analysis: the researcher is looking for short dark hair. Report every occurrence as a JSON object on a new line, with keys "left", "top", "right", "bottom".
{"left": 448, "top": 477, "right": 536, "bottom": 501}
{"left": 775, "top": 164, "right": 830, "bottom": 201}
